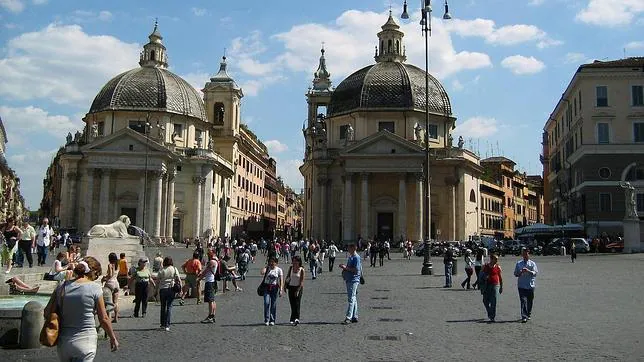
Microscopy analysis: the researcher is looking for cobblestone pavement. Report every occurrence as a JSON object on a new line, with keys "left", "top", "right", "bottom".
{"left": 4, "top": 248, "right": 644, "bottom": 361}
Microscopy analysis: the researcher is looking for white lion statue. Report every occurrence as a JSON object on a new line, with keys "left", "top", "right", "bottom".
{"left": 87, "top": 215, "right": 137, "bottom": 238}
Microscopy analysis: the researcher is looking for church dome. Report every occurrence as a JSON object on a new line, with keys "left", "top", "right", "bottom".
{"left": 328, "top": 61, "right": 451, "bottom": 117}
{"left": 87, "top": 21, "right": 207, "bottom": 121}
{"left": 88, "top": 67, "right": 206, "bottom": 121}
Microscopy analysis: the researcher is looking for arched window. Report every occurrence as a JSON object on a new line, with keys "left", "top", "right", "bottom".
{"left": 396, "top": 40, "right": 400, "bottom": 53}
{"left": 150, "top": 50, "right": 156, "bottom": 61}
{"left": 214, "top": 102, "right": 225, "bottom": 125}
{"left": 469, "top": 189, "right": 476, "bottom": 202}
{"left": 380, "top": 40, "right": 384, "bottom": 54}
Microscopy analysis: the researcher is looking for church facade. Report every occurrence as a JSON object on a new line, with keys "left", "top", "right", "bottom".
{"left": 41, "top": 23, "right": 270, "bottom": 242}
{"left": 300, "top": 14, "right": 482, "bottom": 243}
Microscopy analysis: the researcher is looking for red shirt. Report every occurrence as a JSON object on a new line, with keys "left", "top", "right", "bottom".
{"left": 183, "top": 259, "right": 202, "bottom": 274}
{"left": 483, "top": 263, "right": 502, "bottom": 285}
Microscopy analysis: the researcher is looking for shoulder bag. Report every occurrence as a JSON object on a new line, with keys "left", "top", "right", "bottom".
{"left": 40, "top": 281, "right": 66, "bottom": 347}
{"left": 359, "top": 262, "right": 365, "bottom": 285}
{"left": 256, "top": 269, "right": 269, "bottom": 297}
{"left": 172, "top": 267, "right": 182, "bottom": 294}
{"left": 284, "top": 266, "right": 292, "bottom": 289}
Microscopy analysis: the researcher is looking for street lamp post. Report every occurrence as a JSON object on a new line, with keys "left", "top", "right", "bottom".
{"left": 401, "top": 0, "right": 452, "bottom": 275}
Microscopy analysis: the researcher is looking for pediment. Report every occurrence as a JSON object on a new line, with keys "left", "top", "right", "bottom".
{"left": 341, "top": 130, "right": 423, "bottom": 156}
{"left": 82, "top": 127, "right": 171, "bottom": 154}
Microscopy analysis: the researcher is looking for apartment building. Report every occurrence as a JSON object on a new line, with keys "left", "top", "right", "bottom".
{"left": 543, "top": 57, "right": 644, "bottom": 237}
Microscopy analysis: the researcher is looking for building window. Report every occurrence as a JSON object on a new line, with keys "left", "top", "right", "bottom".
{"left": 469, "top": 189, "right": 476, "bottom": 202}
{"left": 633, "top": 85, "right": 644, "bottom": 107}
{"left": 599, "top": 193, "right": 612, "bottom": 212}
{"left": 195, "top": 129, "right": 203, "bottom": 144}
{"left": 637, "top": 194, "right": 644, "bottom": 213}
{"left": 597, "top": 123, "right": 609, "bottom": 144}
{"left": 128, "top": 121, "right": 146, "bottom": 134}
{"left": 97, "top": 121, "right": 105, "bottom": 136}
{"left": 173, "top": 123, "right": 183, "bottom": 137}
{"left": 596, "top": 86, "right": 608, "bottom": 107}
{"left": 339, "top": 125, "right": 349, "bottom": 139}
{"left": 427, "top": 124, "right": 438, "bottom": 140}
{"left": 634, "top": 122, "right": 644, "bottom": 143}
{"left": 214, "top": 102, "right": 225, "bottom": 124}
{"left": 378, "top": 121, "right": 395, "bottom": 133}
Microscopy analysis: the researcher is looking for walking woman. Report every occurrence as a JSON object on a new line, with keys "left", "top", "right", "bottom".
{"left": 286, "top": 256, "right": 305, "bottom": 325}
{"left": 260, "top": 257, "right": 283, "bottom": 326}
{"left": 461, "top": 250, "right": 474, "bottom": 289}
{"left": 1, "top": 216, "right": 21, "bottom": 274}
{"left": 570, "top": 241, "right": 577, "bottom": 263}
{"left": 101, "top": 253, "right": 120, "bottom": 323}
{"left": 157, "top": 256, "right": 180, "bottom": 330}
{"left": 472, "top": 248, "right": 484, "bottom": 290}
{"left": 481, "top": 254, "right": 503, "bottom": 322}
{"left": 132, "top": 258, "right": 155, "bottom": 318}
{"left": 46, "top": 256, "right": 119, "bottom": 360}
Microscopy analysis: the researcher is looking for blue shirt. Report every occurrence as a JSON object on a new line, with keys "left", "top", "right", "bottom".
{"left": 514, "top": 259, "right": 538, "bottom": 289}
{"left": 344, "top": 253, "right": 362, "bottom": 283}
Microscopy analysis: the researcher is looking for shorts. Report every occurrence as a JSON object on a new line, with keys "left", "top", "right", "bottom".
{"left": 185, "top": 274, "right": 198, "bottom": 288}
{"left": 204, "top": 281, "right": 217, "bottom": 302}
{"left": 1, "top": 247, "right": 15, "bottom": 264}
{"left": 105, "top": 278, "right": 119, "bottom": 293}
{"left": 250, "top": 251, "right": 257, "bottom": 257}
{"left": 117, "top": 276, "right": 128, "bottom": 288}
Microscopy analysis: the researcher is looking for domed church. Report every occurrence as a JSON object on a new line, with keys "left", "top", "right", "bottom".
{"left": 300, "top": 13, "right": 482, "bottom": 243}
{"left": 42, "top": 22, "right": 254, "bottom": 242}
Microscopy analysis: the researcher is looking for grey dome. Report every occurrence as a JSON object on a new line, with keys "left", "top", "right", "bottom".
{"left": 89, "top": 67, "right": 206, "bottom": 121}
{"left": 328, "top": 62, "right": 451, "bottom": 117}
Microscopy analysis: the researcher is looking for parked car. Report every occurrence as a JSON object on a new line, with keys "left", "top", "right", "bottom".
{"left": 605, "top": 240, "right": 624, "bottom": 253}
{"left": 568, "top": 238, "right": 590, "bottom": 253}
{"left": 543, "top": 239, "right": 566, "bottom": 256}
{"left": 502, "top": 240, "right": 523, "bottom": 255}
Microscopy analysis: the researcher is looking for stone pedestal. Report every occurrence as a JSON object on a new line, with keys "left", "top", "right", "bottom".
{"left": 81, "top": 237, "right": 146, "bottom": 274}
{"left": 623, "top": 219, "right": 641, "bottom": 253}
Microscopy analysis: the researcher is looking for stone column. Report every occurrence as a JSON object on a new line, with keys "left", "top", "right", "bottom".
{"left": 193, "top": 174, "right": 204, "bottom": 238}
{"left": 342, "top": 173, "right": 353, "bottom": 241}
{"left": 415, "top": 173, "right": 424, "bottom": 242}
{"left": 360, "top": 173, "right": 369, "bottom": 240}
{"left": 84, "top": 169, "right": 94, "bottom": 231}
{"left": 318, "top": 177, "right": 328, "bottom": 240}
{"left": 160, "top": 173, "right": 168, "bottom": 238}
{"left": 153, "top": 171, "right": 164, "bottom": 238}
{"left": 398, "top": 173, "right": 407, "bottom": 240}
{"left": 137, "top": 174, "right": 146, "bottom": 230}
{"left": 166, "top": 171, "right": 176, "bottom": 241}
{"left": 66, "top": 171, "right": 78, "bottom": 228}
{"left": 451, "top": 184, "right": 457, "bottom": 240}
{"left": 98, "top": 170, "right": 111, "bottom": 223}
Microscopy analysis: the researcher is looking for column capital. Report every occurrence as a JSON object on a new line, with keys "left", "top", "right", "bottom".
{"left": 192, "top": 176, "right": 206, "bottom": 185}
{"left": 397, "top": 172, "right": 407, "bottom": 181}
{"left": 167, "top": 170, "right": 177, "bottom": 182}
{"left": 86, "top": 168, "right": 95, "bottom": 177}
{"left": 360, "top": 172, "right": 370, "bottom": 180}
{"left": 415, "top": 172, "right": 425, "bottom": 182}
{"left": 66, "top": 171, "right": 79, "bottom": 180}
{"left": 316, "top": 176, "right": 329, "bottom": 186}
{"left": 97, "top": 169, "right": 111, "bottom": 178}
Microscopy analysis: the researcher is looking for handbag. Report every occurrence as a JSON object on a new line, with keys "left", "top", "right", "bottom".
{"left": 359, "top": 263, "right": 365, "bottom": 285}
{"left": 40, "top": 281, "right": 65, "bottom": 347}
{"left": 43, "top": 273, "right": 55, "bottom": 281}
{"left": 256, "top": 269, "right": 269, "bottom": 297}
{"left": 172, "top": 267, "right": 182, "bottom": 294}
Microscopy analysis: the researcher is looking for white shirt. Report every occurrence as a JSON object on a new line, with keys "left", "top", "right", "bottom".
{"left": 264, "top": 267, "right": 283, "bottom": 285}
{"left": 36, "top": 225, "right": 53, "bottom": 247}
{"left": 328, "top": 245, "right": 339, "bottom": 258}
{"left": 203, "top": 262, "right": 217, "bottom": 283}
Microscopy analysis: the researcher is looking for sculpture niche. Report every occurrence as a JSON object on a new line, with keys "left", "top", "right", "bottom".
{"left": 87, "top": 215, "right": 138, "bottom": 238}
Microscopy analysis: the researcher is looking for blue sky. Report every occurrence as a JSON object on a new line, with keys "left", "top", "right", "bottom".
{"left": 0, "top": 0, "right": 642, "bottom": 210}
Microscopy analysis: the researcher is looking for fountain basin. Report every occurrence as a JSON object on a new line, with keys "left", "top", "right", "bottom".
{"left": 0, "top": 295, "right": 49, "bottom": 347}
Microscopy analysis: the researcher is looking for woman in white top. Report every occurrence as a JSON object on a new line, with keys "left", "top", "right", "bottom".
{"left": 327, "top": 242, "right": 339, "bottom": 272}
{"left": 261, "top": 257, "right": 283, "bottom": 326}
{"left": 49, "top": 251, "right": 72, "bottom": 281}
{"left": 286, "top": 255, "right": 305, "bottom": 325}
{"left": 461, "top": 250, "right": 475, "bottom": 289}
{"left": 157, "top": 256, "right": 180, "bottom": 330}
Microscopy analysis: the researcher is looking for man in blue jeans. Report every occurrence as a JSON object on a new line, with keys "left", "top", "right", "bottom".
{"left": 443, "top": 247, "right": 455, "bottom": 288}
{"left": 36, "top": 218, "right": 53, "bottom": 266}
{"left": 514, "top": 248, "right": 538, "bottom": 323}
{"left": 339, "top": 242, "right": 361, "bottom": 324}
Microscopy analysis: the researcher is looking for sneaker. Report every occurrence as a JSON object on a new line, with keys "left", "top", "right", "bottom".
{"left": 351, "top": 318, "right": 359, "bottom": 323}
{"left": 294, "top": 319, "right": 299, "bottom": 326}
{"left": 235, "top": 287, "right": 243, "bottom": 292}
{"left": 527, "top": 316, "right": 531, "bottom": 320}
{"left": 521, "top": 318, "right": 527, "bottom": 323}
{"left": 342, "top": 318, "right": 351, "bottom": 325}
{"left": 201, "top": 317, "right": 214, "bottom": 324}
{"left": 289, "top": 321, "right": 294, "bottom": 325}
{"left": 196, "top": 300, "right": 202, "bottom": 305}
{"left": 179, "top": 299, "right": 185, "bottom": 306}
{"left": 269, "top": 322, "right": 275, "bottom": 326}
{"left": 264, "top": 321, "right": 270, "bottom": 326}
{"left": 165, "top": 327, "right": 170, "bottom": 331}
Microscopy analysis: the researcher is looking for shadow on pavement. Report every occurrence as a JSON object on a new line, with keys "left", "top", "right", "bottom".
{"left": 114, "top": 328, "right": 160, "bottom": 332}
{"left": 414, "top": 286, "right": 443, "bottom": 289}
{"left": 445, "top": 318, "right": 487, "bottom": 323}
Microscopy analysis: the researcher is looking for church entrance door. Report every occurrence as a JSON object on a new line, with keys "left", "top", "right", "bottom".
{"left": 377, "top": 212, "right": 394, "bottom": 241}
{"left": 172, "top": 217, "right": 182, "bottom": 242}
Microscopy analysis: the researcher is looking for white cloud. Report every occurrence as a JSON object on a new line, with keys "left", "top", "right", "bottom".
{"left": 625, "top": 41, "right": 644, "bottom": 50}
{"left": 276, "top": 158, "right": 304, "bottom": 190}
{"left": 446, "top": 18, "right": 556, "bottom": 47}
{"left": 451, "top": 79, "right": 464, "bottom": 91}
{"left": 453, "top": 117, "right": 499, "bottom": 138}
{"left": 501, "top": 55, "right": 545, "bottom": 75}
{"left": 0, "top": 24, "right": 139, "bottom": 107}
{"left": 576, "top": 0, "right": 644, "bottom": 27}
{"left": 191, "top": 7, "right": 207, "bottom": 16}
{"left": 564, "top": 52, "right": 586, "bottom": 64}
{"left": 98, "top": 11, "right": 112, "bottom": 21}
{"left": 265, "top": 140, "right": 289, "bottom": 154}
{"left": 69, "top": 10, "right": 114, "bottom": 23}
{"left": 0, "top": 0, "right": 24, "bottom": 12}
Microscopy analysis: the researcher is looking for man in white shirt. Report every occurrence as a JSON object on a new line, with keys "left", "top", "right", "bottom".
{"left": 36, "top": 218, "right": 53, "bottom": 266}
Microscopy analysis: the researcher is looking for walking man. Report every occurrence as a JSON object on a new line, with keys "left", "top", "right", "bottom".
{"left": 339, "top": 242, "right": 361, "bottom": 324}
{"left": 198, "top": 259, "right": 218, "bottom": 323}
{"left": 443, "top": 247, "right": 455, "bottom": 288}
{"left": 514, "top": 247, "right": 538, "bottom": 323}
{"left": 36, "top": 218, "right": 53, "bottom": 266}
{"left": 327, "top": 241, "right": 339, "bottom": 272}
